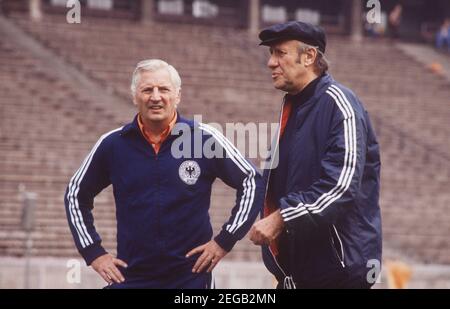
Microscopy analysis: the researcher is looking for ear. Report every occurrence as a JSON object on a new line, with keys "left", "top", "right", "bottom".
{"left": 304, "top": 48, "right": 318, "bottom": 67}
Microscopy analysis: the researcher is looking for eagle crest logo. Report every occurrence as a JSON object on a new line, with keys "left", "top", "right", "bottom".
{"left": 179, "top": 160, "right": 201, "bottom": 185}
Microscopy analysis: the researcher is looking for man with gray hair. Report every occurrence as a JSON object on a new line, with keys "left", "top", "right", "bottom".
{"left": 64, "top": 59, "right": 263, "bottom": 288}
{"left": 249, "top": 21, "right": 382, "bottom": 288}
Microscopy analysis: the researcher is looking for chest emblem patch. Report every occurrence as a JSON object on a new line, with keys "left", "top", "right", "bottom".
{"left": 179, "top": 160, "right": 201, "bottom": 185}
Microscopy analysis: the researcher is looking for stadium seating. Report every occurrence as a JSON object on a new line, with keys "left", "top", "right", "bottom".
{"left": 1, "top": 13, "right": 450, "bottom": 265}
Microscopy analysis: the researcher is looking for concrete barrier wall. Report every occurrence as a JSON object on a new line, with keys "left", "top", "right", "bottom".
{"left": 0, "top": 257, "right": 275, "bottom": 289}
{"left": 1, "top": 257, "right": 450, "bottom": 289}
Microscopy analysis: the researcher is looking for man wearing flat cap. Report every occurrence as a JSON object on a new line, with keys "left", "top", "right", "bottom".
{"left": 249, "top": 21, "right": 382, "bottom": 289}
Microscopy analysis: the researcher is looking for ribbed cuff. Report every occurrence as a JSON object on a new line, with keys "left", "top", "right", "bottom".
{"left": 279, "top": 197, "right": 319, "bottom": 233}
{"left": 279, "top": 196, "right": 296, "bottom": 223}
{"left": 214, "top": 230, "right": 239, "bottom": 252}
{"left": 79, "top": 242, "right": 107, "bottom": 266}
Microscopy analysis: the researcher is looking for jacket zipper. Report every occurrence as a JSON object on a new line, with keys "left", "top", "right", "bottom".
{"left": 264, "top": 99, "right": 296, "bottom": 288}
{"left": 331, "top": 224, "right": 345, "bottom": 268}
{"left": 263, "top": 98, "right": 285, "bottom": 192}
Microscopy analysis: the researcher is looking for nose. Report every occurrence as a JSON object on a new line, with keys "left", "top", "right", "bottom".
{"left": 150, "top": 88, "right": 161, "bottom": 101}
{"left": 267, "top": 55, "right": 278, "bottom": 69}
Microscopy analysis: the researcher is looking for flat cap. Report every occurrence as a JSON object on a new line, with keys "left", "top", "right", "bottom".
{"left": 259, "top": 21, "right": 326, "bottom": 53}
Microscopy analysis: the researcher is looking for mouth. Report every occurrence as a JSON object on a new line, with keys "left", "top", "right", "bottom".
{"left": 271, "top": 72, "right": 282, "bottom": 79}
{"left": 148, "top": 105, "right": 164, "bottom": 111}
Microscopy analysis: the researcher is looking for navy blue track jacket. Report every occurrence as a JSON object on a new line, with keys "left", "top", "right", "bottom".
{"left": 64, "top": 114, "right": 263, "bottom": 286}
{"left": 262, "top": 74, "right": 382, "bottom": 288}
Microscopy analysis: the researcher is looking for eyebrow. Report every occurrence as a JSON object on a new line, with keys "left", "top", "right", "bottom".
{"left": 140, "top": 84, "right": 172, "bottom": 90}
{"left": 270, "top": 47, "right": 285, "bottom": 53}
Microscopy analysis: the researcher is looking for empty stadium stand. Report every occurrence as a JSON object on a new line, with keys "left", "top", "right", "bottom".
{"left": 1, "top": 11, "right": 450, "bottom": 282}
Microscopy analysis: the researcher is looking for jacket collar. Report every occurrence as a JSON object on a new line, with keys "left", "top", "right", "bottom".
{"left": 286, "top": 73, "right": 323, "bottom": 106}
{"left": 307, "top": 73, "right": 333, "bottom": 103}
{"left": 121, "top": 112, "right": 195, "bottom": 137}
{"left": 283, "top": 73, "right": 334, "bottom": 108}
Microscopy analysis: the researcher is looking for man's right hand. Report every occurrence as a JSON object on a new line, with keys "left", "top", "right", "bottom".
{"left": 249, "top": 210, "right": 284, "bottom": 245}
{"left": 91, "top": 253, "right": 127, "bottom": 285}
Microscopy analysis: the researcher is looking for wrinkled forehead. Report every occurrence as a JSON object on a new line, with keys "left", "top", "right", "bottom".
{"left": 268, "top": 39, "right": 301, "bottom": 52}
{"left": 137, "top": 69, "right": 175, "bottom": 88}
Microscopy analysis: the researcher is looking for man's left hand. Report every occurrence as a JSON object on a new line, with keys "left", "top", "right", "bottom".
{"left": 186, "top": 240, "right": 227, "bottom": 273}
